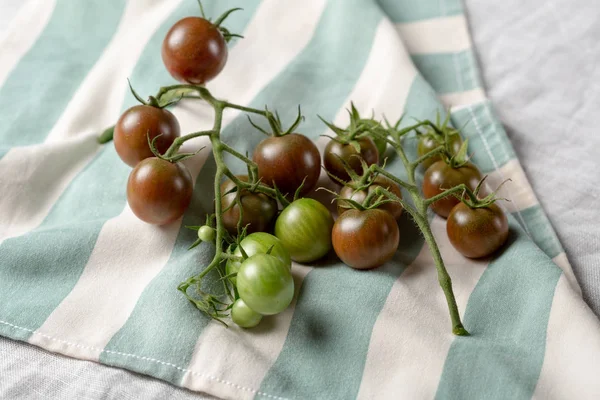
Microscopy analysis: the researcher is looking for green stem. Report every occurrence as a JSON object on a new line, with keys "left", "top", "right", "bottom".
{"left": 410, "top": 145, "right": 445, "bottom": 170}
{"left": 222, "top": 101, "right": 271, "bottom": 116}
{"left": 414, "top": 214, "right": 469, "bottom": 336}
{"left": 164, "top": 130, "right": 214, "bottom": 159}
{"left": 423, "top": 183, "right": 479, "bottom": 207}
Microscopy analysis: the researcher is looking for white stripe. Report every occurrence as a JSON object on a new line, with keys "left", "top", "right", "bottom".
{"left": 485, "top": 159, "right": 538, "bottom": 213}
{"left": 532, "top": 275, "right": 600, "bottom": 399}
{"left": 30, "top": 0, "right": 327, "bottom": 360}
{"left": 357, "top": 216, "right": 488, "bottom": 399}
{"left": 46, "top": 0, "right": 183, "bottom": 143}
{"left": 552, "top": 252, "right": 581, "bottom": 295}
{"left": 181, "top": 264, "right": 311, "bottom": 400}
{"left": 439, "top": 88, "right": 486, "bottom": 108}
{"left": 0, "top": 0, "right": 56, "bottom": 87}
{"left": 0, "top": 135, "right": 100, "bottom": 245}
{"left": 0, "top": 0, "right": 180, "bottom": 245}
{"left": 332, "top": 19, "right": 417, "bottom": 128}
{"left": 396, "top": 15, "right": 471, "bottom": 55}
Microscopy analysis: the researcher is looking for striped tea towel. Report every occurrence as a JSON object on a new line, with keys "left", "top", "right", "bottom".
{"left": 1, "top": 0, "right": 599, "bottom": 399}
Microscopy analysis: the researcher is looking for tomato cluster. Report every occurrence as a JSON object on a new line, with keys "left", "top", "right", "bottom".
{"left": 418, "top": 127, "right": 509, "bottom": 259}
{"left": 104, "top": 4, "right": 511, "bottom": 333}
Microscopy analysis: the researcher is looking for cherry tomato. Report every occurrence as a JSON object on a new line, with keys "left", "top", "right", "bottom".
{"left": 226, "top": 232, "right": 291, "bottom": 285}
{"left": 231, "top": 299, "right": 262, "bottom": 328}
{"left": 127, "top": 157, "right": 193, "bottom": 225}
{"left": 337, "top": 175, "right": 403, "bottom": 221}
{"left": 446, "top": 203, "right": 509, "bottom": 258}
{"left": 323, "top": 137, "right": 379, "bottom": 183}
{"left": 252, "top": 133, "right": 320, "bottom": 198}
{"left": 417, "top": 129, "right": 463, "bottom": 170}
{"left": 422, "top": 161, "right": 482, "bottom": 218}
{"left": 114, "top": 105, "right": 180, "bottom": 167}
{"left": 221, "top": 176, "right": 277, "bottom": 235}
{"left": 162, "top": 17, "right": 227, "bottom": 84}
{"left": 275, "top": 198, "right": 333, "bottom": 263}
{"left": 197, "top": 225, "right": 215, "bottom": 242}
{"left": 332, "top": 209, "right": 399, "bottom": 270}
{"left": 237, "top": 253, "right": 294, "bottom": 315}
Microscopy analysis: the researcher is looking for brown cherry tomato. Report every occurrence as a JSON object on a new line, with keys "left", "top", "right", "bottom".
{"left": 323, "top": 137, "right": 379, "bottom": 183}
{"left": 422, "top": 161, "right": 482, "bottom": 218}
{"left": 337, "top": 175, "right": 403, "bottom": 221}
{"left": 446, "top": 202, "right": 509, "bottom": 258}
{"left": 161, "top": 17, "right": 227, "bottom": 84}
{"left": 417, "top": 131, "right": 463, "bottom": 170}
{"left": 114, "top": 105, "right": 180, "bottom": 167}
{"left": 221, "top": 175, "right": 277, "bottom": 235}
{"left": 332, "top": 209, "right": 399, "bottom": 270}
{"left": 127, "top": 157, "right": 193, "bottom": 225}
{"left": 252, "top": 133, "right": 320, "bottom": 198}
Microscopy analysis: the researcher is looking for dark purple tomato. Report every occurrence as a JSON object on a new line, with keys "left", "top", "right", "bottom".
{"left": 114, "top": 105, "right": 180, "bottom": 167}
{"left": 252, "top": 133, "right": 320, "bottom": 197}
{"left": 337, "top": 175, "right": 403, "bottom": 221}
{"left": 446, "top": 202, "right": 509, "bottom": 258}
{"left": 417, "top": 130, "right": 463, "bottom": 170}
{"left": 221, "top": 175, "right": 277, "bottom": 235}
{"left": 161, "top": 17, "right": 227, "bottom": 84}
{"left": 323, "top": 137, "right": 379, "bottom": 183}
{"left": 422, "top": 161, "right": 482, "bottom": 218}
{"left": 127, "top": 157, "right": 193, "bottom": 225}
{"left": 332, "top": 209, "right": 399, "bottom": 270}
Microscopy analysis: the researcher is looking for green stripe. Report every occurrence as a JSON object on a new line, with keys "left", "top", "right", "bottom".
{"left": 377, "top": 0, "right": 463, "bottom": 23}
{"left": 0, "top": 0, "right": 125, "bottom": 151}
{"left": 451, "top": 102, "right": 515, "bottom": 173}
{"left": 259, "top": 76, "right": 441, "bottom": 398}
{"left": 0, "top": 0, "right": 259, "bottom": 340}
{"left": 435, "top": 217, "right": 561, "bottom": 400}
{"left": 411, "top": 50, "right": 481, "bottom": 94}
{"left": 515, "top": 206, "right": 564, "bottom": 259}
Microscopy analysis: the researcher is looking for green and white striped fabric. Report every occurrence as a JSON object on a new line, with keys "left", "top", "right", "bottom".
{"left": 1, "top": 0, "right": 599, "bottom": 399}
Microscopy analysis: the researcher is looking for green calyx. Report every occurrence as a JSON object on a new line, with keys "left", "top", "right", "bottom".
{"left": 197, "top": 1, "right": 244, "bottom": 42}
{"left": 456, "top": 176, "right": 511, "bottom": 209}
{"left": 247, "top": 105, "right": 304, "bottom": 138}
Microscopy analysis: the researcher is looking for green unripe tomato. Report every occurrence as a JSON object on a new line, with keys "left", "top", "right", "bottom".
{"left": 237, "top": 253, "right": 294, "bottom": 315}
{"left": 275, "top": 198, "right": 333, "bottom": 263}
{"left": 226, "top": 232, "right": 291, "bottom": 285}
{"left": 231, "top": 299, "right": 262, "bottom": 328}
{"left": 197, "top": 225, "right": 215, "bottom": 242}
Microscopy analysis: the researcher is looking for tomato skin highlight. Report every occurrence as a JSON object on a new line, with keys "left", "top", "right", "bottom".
{"left": 417, "top": 130, "right": 463, "bottom": 170}
{"left": 323, "top": 137, "right": 379, "bottom": 183}
{"left": 422, "top": 161, "right": 482, "bottom": 218}
{"left": 332, "top": 209, "right": 399, "bottom": 270}
{"left": 114, "top": 105, "right": 180, "bottom": 167}
{"left": 446, "top": 202, "right": 509, "bottom": 258}
{"left": 220, "top": 176, "right": 277, "bottom": 235}
{"left": 161, "top": 17, "right": 227, "bottom": 84}
{"left": 231, "top": 299, "right": 262, "bottom": 328}
{"left": 237, "top": 253, "right": 294, "bottom": 316}
{"left": 252, "top": 133, "right": 321, "bottom": 198}
{"left": 226, "top": 232, "right": 291, "bottom": 285}
{"left": 127, "top": 157, "right": 193, "bottom": 225}
{"left": 337, "top": 175, "right": 403, "bottom": 221}
{"left": 275, "top": 198, "right": 333, "bottom": 263}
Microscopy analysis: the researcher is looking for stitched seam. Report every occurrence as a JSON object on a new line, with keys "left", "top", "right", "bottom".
{"left": 0, "top": 319, "right": 288, "bottom": 400}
